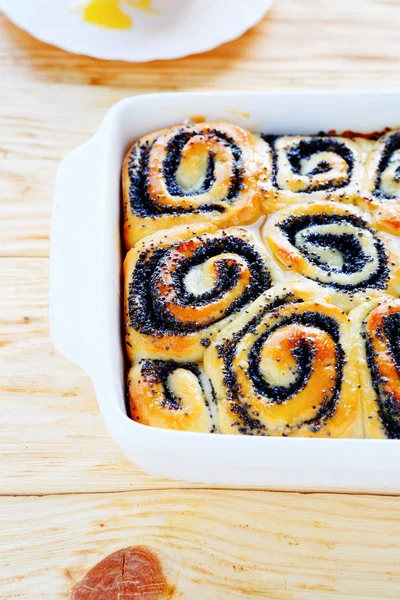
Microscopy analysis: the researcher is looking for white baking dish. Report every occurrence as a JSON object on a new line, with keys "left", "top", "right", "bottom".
{"left": 50, "top": 92, "right": 400, "bottom": 492}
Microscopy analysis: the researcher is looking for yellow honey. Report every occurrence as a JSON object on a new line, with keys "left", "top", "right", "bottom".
{"left": 82, "top": 0, "right": 153, "bottom": 30}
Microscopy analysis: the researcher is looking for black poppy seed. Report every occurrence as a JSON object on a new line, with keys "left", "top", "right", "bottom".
{"left": 128, "top": 234, "right": 272, "bottom": 338}
{"left": 278, "top": 212, "right": 390, "bottom": 292}
{"left": 363, "top": 307, "right": 400, "bottom": 438}
{"left": 372, "top": 131, "right": 400, "bottom": 200}
{"left": 127, "top": 128, "right": 241, "bottom": 218}
{"left": 271, "top": 137, "right": 355, "bottom": 193}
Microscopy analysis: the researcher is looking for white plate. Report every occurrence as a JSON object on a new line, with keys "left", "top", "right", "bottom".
{"left": 0, "top": 0, "right": 274, "bottom": 62}
{"left": 50, "top": 92, "right": 400, "bottom": 492}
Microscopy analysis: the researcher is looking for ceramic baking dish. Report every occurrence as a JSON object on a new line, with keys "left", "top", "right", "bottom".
{"left": 50, "top": 91, "right": 400, "bottom": 492}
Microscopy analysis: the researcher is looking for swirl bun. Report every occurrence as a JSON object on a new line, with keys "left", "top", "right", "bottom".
{"left": 262, "top": 202, "right": 400, "bottom": 311}
{"left": 261, "top": 135, "right": 364, "bottom": 213}
{"left": 350, "top": 296, "right": 400, "bottom": 438}
{"left": 124, "top": 224, "right": 277, "bottom": 363}
{"left": 123, "top": 122, "right": 271, "bottom": 248}
{"left": 204, "top": 284, "right": 362, "bottom": 437}
{"left": 128, "top": 359, "right": 217, "bottom": 432}
{"left": 122, "top": 120, "right": 400, "bottom": 437}
{"left": 358, "top": 129, "right": 400, "bottom": 235}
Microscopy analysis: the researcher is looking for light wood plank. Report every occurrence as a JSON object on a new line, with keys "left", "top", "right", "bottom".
{"left": 0, "top": 258, "right": 204, "bottom": 493}
{"left": 2, "top": 489, "right": 400, "bottom": 599}
{"left": 2, "top": 0, "right": 400, "bottom": 92}
{"left": 2, "top": 0, "right": 400, "bottom": 257}
{"left": 2, "top": 3, "right": 400, "bottom": 595}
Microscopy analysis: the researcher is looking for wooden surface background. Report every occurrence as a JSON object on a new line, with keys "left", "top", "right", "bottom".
{"left": 2, "top": 0, "right": 400, "bottom": 597}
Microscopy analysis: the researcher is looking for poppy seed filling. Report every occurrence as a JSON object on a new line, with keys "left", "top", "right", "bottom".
{"left": 363, "top": 311, "right": 400, "bottom": 438}
{"left": 139, "top": 359, "right": 207, "bottom": 410}
{"left": 217, "top": 299, "right": 343, "bottom": 435}
{"left": 128, "top": 128, "right": 245, "bottom": 218}
{"left": 278, "top": 213, "right": 389, "bottom": 291}
{"left": 373, "top": 131, "right": 400, "bottom": 200}
{"left": 128, "top": 235, "right": 272, "bottom": 335}
{"left": 263, "top": 136, "right": 355, "bottom": 192}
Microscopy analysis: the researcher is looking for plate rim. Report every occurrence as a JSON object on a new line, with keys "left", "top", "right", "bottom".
{"left": 0, "top": 0, "right": 274, "bottom": 62}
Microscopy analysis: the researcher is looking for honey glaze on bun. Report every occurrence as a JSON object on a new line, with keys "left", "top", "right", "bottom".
{"left": 124, "top": 223, "right": 277, "bottom": 363}
{"left": 128, "top": 359, "right": 217, "bottom": 432}
{"left": 261, "top": 134, "right": 365, "bottom": 212}
{"left": 122, "top": 122, "right": 400, "bottom": 436}
{"left": 351, "top": 296, "right": 400, "bottom": 438}
{"left": 123, "top": 121, "right": 271, "bottom": 248}
{"left": 357, "top": 128, "right": 400, "bottom": 235}
{"left": 204, "top": 284, "right": 363, "bottom": 437}
{"left": 262, "top": 202, "right": 400, "bottom": 311}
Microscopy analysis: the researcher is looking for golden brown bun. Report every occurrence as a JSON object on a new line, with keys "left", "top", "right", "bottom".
{"left": 124, "top": 223, "right": 279, "bottom": 363}
{"left": 122, "top": 121, "right": 270, "bottom": 249}
{"left": 261, "top": 135, "right": 366, "bottom": 213}
{"left": 356, "top": 128, "right": 400, "bottom": 235}
{"left": 122, "top": 121, "right": 400, "bottom": 436}
{"left": 350, "top": 296, "right": 400, "bottom": 439}
{"left": 204, "top": 284, "right": 363, "bottom": 437}
{"left": 128, "top": 359, "right": 217, "bottom": 432}
{"left": 262, "top": 202, "right": 400, "bottom": 311}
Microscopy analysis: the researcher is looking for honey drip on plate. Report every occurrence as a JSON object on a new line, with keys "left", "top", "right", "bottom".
{"left": 83, "top": 0, "right": 154, "bottom": 30}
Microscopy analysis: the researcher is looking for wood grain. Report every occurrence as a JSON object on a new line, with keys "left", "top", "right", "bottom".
{"left": 2, "top": 490, "right": 400, "bottom": 599}
{"left": 2, "top": 0, "right": 400, "bottom": 597}
{"left": 2, "top": 0, "right": 400, "bottom": 258}
{"left": 2, "top": 0, "right": 399, "bottom": 493}
{"left": 0, "top": 258, "right": 202, "bottom": 493}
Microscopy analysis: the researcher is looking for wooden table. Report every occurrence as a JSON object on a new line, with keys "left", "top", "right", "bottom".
{"left": 2, "top": 1, "right": 400, "bottom": 597}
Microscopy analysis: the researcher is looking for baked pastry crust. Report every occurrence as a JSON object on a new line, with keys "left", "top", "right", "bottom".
{"left": 128, "top": 359, "right": 217, "bottom": 432}
{"left": 123, "top": 122, "right": 271, "bottom": 249}
{"left": 350, "top": 295, "right": 400, "bottom": 439}
{"left": 204, "top": 283, "right": 363, "bottom": 437}
{"left": 122, "top": 122, "right": 400, "bottom": 437}
{"left": 357, "top": 128, "right": 400, "bottom": 235}
{"left": 124, "top": 223, "right": 279, "bottom": 363}
{"left": 261, "top": 135, "right": 366, "bottom": 213}
{"left": 262, "top": 201, "right": 400, "bottom": 311}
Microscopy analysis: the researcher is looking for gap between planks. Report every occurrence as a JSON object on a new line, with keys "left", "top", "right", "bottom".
{"left": 2, "top": 488, "right": 400, "bottom": 600}
{"left": 2, "top": 488, "right": 400, "bottom": 498}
